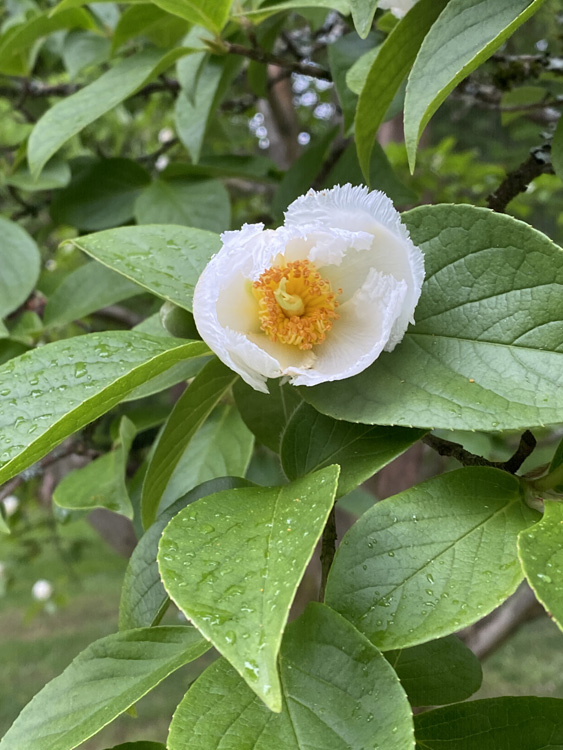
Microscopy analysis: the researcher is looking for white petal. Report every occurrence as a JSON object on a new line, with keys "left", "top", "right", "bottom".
{"left": 285, "top": 185, "right": 424, "bottom": 335}
{"left": 286, "top": 271, "right": 407, "bottom": 387}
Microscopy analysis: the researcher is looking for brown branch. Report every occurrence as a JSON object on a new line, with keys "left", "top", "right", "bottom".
{"left": 423, "top": 430, "right": 536, "bottom": 475}
{"left": 487, "top": 145, "right": 554, "bottom": 213}
{"left": 223, "top": 41, "right": 332, "bottom": 81}
{"left": 319, "top": 503, "right": 337, "bottom": 602}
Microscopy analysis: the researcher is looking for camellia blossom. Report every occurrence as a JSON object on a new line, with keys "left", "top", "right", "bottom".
{"left": 378, "top": 0, "right": 417, "bottom": 17}
{"left": 193, "top": 184, "right": 424, "bottom": 393}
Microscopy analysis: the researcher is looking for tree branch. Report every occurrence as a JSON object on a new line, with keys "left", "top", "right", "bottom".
{"left": 423, "top": 430, "right": 536, "bottom": 475}
{"left": 487, "top": 145, "right": 554, "bottom": 213}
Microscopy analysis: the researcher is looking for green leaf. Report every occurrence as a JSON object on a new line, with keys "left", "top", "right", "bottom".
{"left": 414, "top": 697, "right": 563, "bottom": 749}
{"left": 240, "top": 0, "right": 349, "bottom": 23}
{"left": 349, "top": 0, "right": 377, "bottom": 38}
{"left": 0, "top": 217, "right": 40, "bottom": 320}
{"left": 386, "top": 635, "right": 482, "bottom": 707}
{"left": 134, "top": 178, "right": 230, "bottom": 233}
{"left": 328, "top": 32, "right": 381, "bottom": 132}
{"left": 158, "top": 403, "right": 254, "bottom": 513}
{"left": 158, "top": 466, "right": 340, "bottom": 711}
{"left": 518, "top": 501, "right": 563, "bottom": 631}
{"left": 62, "top": 29, "right": 111, "bottom": 78}
{"left": 0, "top": 8, "right": 97, "bottom": 75}
{"left": 0, "top": 333, "right": 209, "bottom": 485}
{"left": 106, "top": 743, "right": 166, "bottom": 750}
{"left": 68, "top": 225, "right": 221, "bottom": 313}
{"left": 53, "top": 416, "right": 136, "bottom": 518}
{"left": 0, "top": 627, "right": 210, "bottom": 750}
{"left": 281, "top": 403, "right": 425, "bottom": 497}
{"left": 404, "top": 0, "right": 547, "bottom": 171}
{"left": 174, "top": 56, "right": 241, "bottom": 164}
{"left": 43, "top": 262, "right": 143, "bottom": 329}
{"left": 303, "top": 204, "right": 563, "bottom": 431}
{"left": 119, "top": 477, "right": 253, "bottom": 631}
{"left": 141, "top": 358, "right": 238, "bottom": 528}
{"left": 151, "top": 0, "right": 231, "bottom": 32}
{"left": 233, "top": 378, "right": 303, "bottom": 453}
{"left": 325, "top": 467, "right": 538, "bottom": 651}
{"left": 552, "top": 112, "right": 563, "bottom": 185}
{"left": 168, "top": 603, "right": 414, "bottom": 749}
{"left": 5, "top": 158, "right": 71, "bottom": 191}
{"left": 0, "top": 509, "right": 9, "bottom": 534}
{"left": 112, "top": 4, "right": 189, "bottom": 53}
{"left": 51, "top": 158, "right": 151, "bottom": 231}
{"left": 356, "top": 0, "right": 448, "bottom": 183}
{"left": 28, "top": 47, "right": 194, "bottom": 177}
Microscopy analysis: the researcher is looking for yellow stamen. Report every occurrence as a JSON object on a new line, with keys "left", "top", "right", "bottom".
{"left": 253, "top": 259, "right": 339, "bottom": 350}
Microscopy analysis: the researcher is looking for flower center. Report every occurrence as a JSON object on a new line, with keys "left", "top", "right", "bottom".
{"left": 253, "top": 259, "right": 339, "bottom": 350}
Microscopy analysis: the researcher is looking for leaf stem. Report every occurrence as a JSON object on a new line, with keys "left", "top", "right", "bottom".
{"left": 319, "top": 503, "right": 337, "bottom": 602}
{"left": 532, "top": 462, "right": 563, "bottom": 493}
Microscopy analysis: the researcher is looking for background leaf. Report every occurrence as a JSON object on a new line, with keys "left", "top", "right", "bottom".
{"left": 233, "top": 378, "right": 303, "bottom": 452}
{"left": 43, "top": 262, "right": 143, "bottom": 329}
{"left": 0, "top": 218, "right": 40, "bottom": 321}
{"left": 158, "top": 466, "right": 340, "bottom": 711}
{"left": 168, "top": 603, "right": 414, "bottom": 750}
{"left": 386, "top": 635, "right": 483, "bottom": 707}
{"left": 325, "top": 467, "right": 538, "bottom": 650}
{"left": 69, "top": 225, "right": 221, "bottom": 312}
{"left": 0, "top": 627, "right": 210, "bottom": 750}
{"left": 281, "top": 402, "right": 425, "bottom": 496}
{"left": 414, "top": 696, "right": 563, "bottom": 749}
{"left": 141, "top": 358, "right": 238, "bottom": 527}
{"left": 404, "top": 0, "right": 547, "bottom": 170}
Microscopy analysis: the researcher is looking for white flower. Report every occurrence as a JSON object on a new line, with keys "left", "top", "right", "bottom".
{"left": 378, "top": 0, "right": 417, "bottom": 18}
{"left": 193, "top": 185, "right": 424, "bottom": 393}
{"left": 32, "top": 579, "right": 53, "bottom": 601}
{"left": 2, "top": 495, "right": 19, "bottom": 517}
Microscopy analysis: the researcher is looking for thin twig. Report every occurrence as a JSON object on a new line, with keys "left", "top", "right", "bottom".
{"left": 319, "top": 503, "right": 337, "bottom": 601}
{"left": 487, "top": 145, "right": 554, "bottom": 213}
{"left": 423, "top": 430, "right": 536, "bottom": 475}
{"left": 223, "top": 41, "right": 332, "bottom": 81}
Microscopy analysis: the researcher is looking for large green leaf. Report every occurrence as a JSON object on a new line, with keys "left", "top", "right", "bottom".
{"left": 151, "top": 0, "right": 231, "bottom": 32}
{"left": 141, "top": 358, "right": 237, "bottom": 527}
{"left": 0, "top": 627, "right": 210, "bottom": 750}
{"left": 0, "top": 8, "right": 96, "bottom": 75}
{"left": 158, "top": 466, "right": 340, "bottom": 711}
{"left": 168, "top": 603, "right": 414, "bottom": 749}
{"left": 0, "top": 218, "right": 41, "bottom": 320}
{"left": 518, "top": 501, "right": 563, "bottom": 631}
{"left": 386, "top": 635, "right": 482, "bottom": 707}
{"left": 414, "top": 697, "right": 563, "bottom": 749}
{"left": 158, "top": 403, "right": 254, "bottom": 512}
{"left": 134, "top": 177, "right": 230, "bottom": 233}
{"left": 28, "top": 47, "right": 194, "bottom": 176}
{"left": 303, "top": 204, "right": 563, "bottom": 431}
{"left": 325, "top": 467, "right": 538, "bottom": 651}
{"left": 119, "top": 477, "right": 253, "bottom": 631}
{"left": 281, "top": 403, "right": 425, "bottom": 496}
{"left": 404, "top": 0, "right": 547, "bottom": 171}
{"left": 356, "top": 0, "right": 448, "bottom": 183}
{"left": 51, "top": 158, "right": 151, "bottom": 231}
{"left": 53, "top": 416, "right": 136, "bottom": 518}
{"left": 68, "top": 225, "right": 221, "bottom": 313}
{"left": 43, "top": 262, "right": 143, "bottom": 329}
{"left": 0, "top": 333, "right": 209, "bottom": 485}
{"left": 233, "top": 378, "right": 303, "bottom": 452}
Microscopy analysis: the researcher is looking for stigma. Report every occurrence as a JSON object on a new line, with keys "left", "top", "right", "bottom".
{"left": 253, "top": 259, "right": 339, "bottom": 350}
